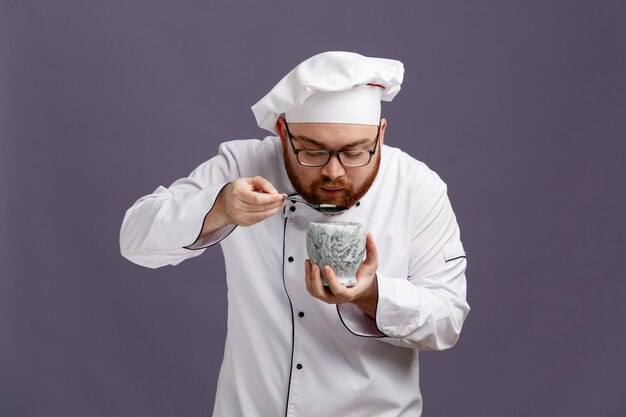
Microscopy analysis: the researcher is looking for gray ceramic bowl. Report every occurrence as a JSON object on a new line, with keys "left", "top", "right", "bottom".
{"left": 306, "top": 221, "right": 366, "bottom": 287}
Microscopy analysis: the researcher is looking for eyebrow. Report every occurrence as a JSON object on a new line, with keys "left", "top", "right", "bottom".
{"left": 294, "top": 135, "right": 372, "bottom": 148}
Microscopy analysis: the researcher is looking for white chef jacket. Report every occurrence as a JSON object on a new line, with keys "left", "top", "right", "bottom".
{"left": 120, "top": 136, "right": 470, "bottom": 417}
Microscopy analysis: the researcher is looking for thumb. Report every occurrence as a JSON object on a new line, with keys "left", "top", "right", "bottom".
{"left": 249, "top": 176, "right": 280, "bottom": 196}
{"left": 362, "top": 233, "right": 378, "bottom": 268}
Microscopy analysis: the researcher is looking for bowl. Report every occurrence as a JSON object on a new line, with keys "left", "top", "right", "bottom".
{"left": 306, "top": 221, "right": 366, "bottom": 287}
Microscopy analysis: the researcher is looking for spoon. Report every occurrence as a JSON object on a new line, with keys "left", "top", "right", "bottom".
{"left": 283, "top": 195, "right": 348, "bottom": 215}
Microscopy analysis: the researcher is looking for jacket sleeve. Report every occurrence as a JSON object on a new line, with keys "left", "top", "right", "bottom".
{"left": 119, "top": 142, "right": 240, "bottom": 269}
{"left": 337, "top": 180, "right": 470, "bottom": 351}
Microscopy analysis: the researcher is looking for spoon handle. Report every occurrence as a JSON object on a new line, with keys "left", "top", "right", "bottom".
{"left": 283, "top": 195, "right": 306, "bottom": 203}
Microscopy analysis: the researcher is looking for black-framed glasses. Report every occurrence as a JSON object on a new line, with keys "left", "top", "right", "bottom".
{"left": 285, "top": 122, "right": 380, "bottom": 167}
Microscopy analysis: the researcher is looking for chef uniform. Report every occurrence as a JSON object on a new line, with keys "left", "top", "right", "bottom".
{"left": 120, "top": 51, "right": 470, "bottom": 417}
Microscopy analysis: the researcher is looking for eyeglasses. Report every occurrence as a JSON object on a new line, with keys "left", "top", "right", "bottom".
{"left": 285, "top": 122, "right": 380, "bottom": 167}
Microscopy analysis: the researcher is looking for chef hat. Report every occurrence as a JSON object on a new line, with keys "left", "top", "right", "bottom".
{"left": 251, "top": 51, "right": 404, "bottom": 134}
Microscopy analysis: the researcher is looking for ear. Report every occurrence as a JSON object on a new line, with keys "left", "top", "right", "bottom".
{"left": 379, "top": 118, "right": 387, "bottom": 145}
{"left": 275, "top": 116, "right": 287, "bottom": 148}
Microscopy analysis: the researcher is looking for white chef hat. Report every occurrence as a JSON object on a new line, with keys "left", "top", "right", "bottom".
{"left": 251, "top": 51, "right": 404, "bottom": 135}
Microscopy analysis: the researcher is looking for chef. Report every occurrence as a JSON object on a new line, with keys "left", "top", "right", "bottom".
{"left": 120, "top": 51, "right": 470, "bottom": 417}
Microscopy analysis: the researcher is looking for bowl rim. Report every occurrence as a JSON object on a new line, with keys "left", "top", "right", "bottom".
{"left": 308, "top": 221, "right": 363, "bottom": 227}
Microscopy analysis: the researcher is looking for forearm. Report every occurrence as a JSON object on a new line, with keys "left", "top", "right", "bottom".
{"left": 336, "top": 261, "right": 469, "bottom": 350}
{"left": 198, "top": 186, "right": 230, "bottom": 239}
{"left": 375, "top": 269, "right": 469, "bottom": 350}
{"left": 120, "top": 141, "right": 247, "bottom": 266}
{"left": 120, "top": 184, "right": 227, "bottom": 267}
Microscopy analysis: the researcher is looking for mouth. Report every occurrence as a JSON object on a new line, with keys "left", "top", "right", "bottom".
{"left": 319, "top": 187, "right": 345, "bottom": 196}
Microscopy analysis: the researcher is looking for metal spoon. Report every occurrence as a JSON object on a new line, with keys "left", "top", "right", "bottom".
{"left": 283, "top": 195, "right": 348, "bottom": 215}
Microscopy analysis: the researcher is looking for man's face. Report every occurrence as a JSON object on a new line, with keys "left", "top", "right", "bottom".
{"left": 276, "top": 118, "right": 387, "bottom": 210}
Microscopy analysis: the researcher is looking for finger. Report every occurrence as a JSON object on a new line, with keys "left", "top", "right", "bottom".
{"left": 239, "top": 198, "right": 285, "bottom": 212}
{"left": 317, "top": 265, "right": 345, "bottom": 304}
{"left": 225, "top": 198, "right": 283, "bottom": 224}
{"left": 304, "top": 260, "right": 313, "bottom": 295}
{"left": 354, "top": 234, "right": 378, "bottom": 282}
{"left": 249, "top": 176, "right": 280, "bottom": 196}
{"left": 242, "top": 190, "right": 284, "bottom": 206}
{"left": 266, "top": 202, "right": 286, "bottom": 217}
{"left": 323, "top": 265, "right": 351, "bottom": 301}
{"left": 309, "top": 264, "right": 339, "bottom": 304}
{"left": 362, "top": 233, "right": 378, "bottom": 268}
{"left": 242, "top": 203, "right": 286, "bottom": 225}
{"left": 310, "top": 263, "right": 325, "bottom": 297}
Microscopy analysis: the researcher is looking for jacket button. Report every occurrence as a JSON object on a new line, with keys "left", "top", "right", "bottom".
{"left": 296, "top": 364, "right": 303, "bottom": 370}
{"left": 356, "top": 201, "right": 361, "bottom": 207}
{"left": 298, "top": 311, "right": 304, "bottom": 318}
{"left": 290, "top": 206, "right": 296, "bottom": 212}
{"left": 288, "top": 256, "right": 294, "bottom": 263}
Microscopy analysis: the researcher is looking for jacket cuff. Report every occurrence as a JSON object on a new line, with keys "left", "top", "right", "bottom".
{"left": 151, "top": 182, "right": 234, "bottom": 251}
{"left": 184, "top": 222, "right": 237, "bottom": 250}
{"left": 336, "top": 278, "right": 387, "bottom": 338}
{"left": 375, "top": 273, "right": 421, "bottom": 338}
{"left": 337, "top": 303, "right": 387, "bottom": 337}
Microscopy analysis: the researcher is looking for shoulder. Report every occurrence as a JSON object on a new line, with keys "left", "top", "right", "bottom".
{"left": 215, "top": 136, "right": 287, "bottom": 186}
{"left": 218, "top": 136, "right": 281, "bottom": 158}
{"left": 375, "top": 145, "right": 452, "bottom": 226}
{"left": 379, "top": 144, "right": 447, "bottom": 195}
{"left": 186, "top": 136, "right": 282, "bottom": 180}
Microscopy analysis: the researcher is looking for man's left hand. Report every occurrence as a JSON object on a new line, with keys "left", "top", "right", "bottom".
{"left": 304, "top": 233, "right": 379, "bottom": 318}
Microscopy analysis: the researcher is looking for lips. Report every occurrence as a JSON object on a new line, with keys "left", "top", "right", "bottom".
{"left": 320, "top": 187, "right": 345, "bottom": 195}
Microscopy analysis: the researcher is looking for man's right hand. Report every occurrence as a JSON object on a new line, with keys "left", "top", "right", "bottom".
{"left": 200, "top": 177, "right": 285, "bottom": 238}
{"left": 218, "top": 176, "right": 285, "bottom": 226}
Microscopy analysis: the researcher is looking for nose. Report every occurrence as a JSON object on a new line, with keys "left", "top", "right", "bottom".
{"left": 320, "top": 153, "right": 346, "bottom": 180}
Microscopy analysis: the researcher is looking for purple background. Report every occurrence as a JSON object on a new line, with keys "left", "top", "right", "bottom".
{"left": 2, "top": 1, "right": 625, "bottom": 416}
